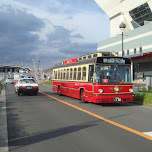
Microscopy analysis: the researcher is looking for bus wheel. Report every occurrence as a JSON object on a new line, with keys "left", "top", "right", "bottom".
{"left": 58, "top": 86, "right": 61, "bottom": 95}
{"left": 81, "top": 90, "right": 86, "bottom": 102}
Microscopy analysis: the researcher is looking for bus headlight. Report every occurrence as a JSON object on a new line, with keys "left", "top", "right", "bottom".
{"left": 99, "top": 89, "right": 103, "bottom": 93}
{"left": 129, "top": 89, "right": 133, "bottom": 92}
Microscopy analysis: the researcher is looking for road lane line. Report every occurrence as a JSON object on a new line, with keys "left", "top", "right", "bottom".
{"left": 39, "top": 91, "right": 152, "bottom": 141}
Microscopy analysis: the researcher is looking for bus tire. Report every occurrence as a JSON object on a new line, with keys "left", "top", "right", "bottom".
{"left": 58, "top": 86, "right": 61, "bottom": 96}
{"left": 80, "top": 89, "right": 86, "bottom": 103}
{"left": 17, "top": 91, "right": 20, "bottom": 96}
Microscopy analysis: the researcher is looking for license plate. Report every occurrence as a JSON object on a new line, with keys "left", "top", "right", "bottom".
{"left": 26, "top": 86, "right": 32, "bottom": 89}
{"left": 113, "top": 97, "right": 121, "bottom": 102}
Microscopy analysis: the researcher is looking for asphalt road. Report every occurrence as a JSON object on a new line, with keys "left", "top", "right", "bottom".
{"left": 5, "top": 84, "right": 152, "bottom": 152}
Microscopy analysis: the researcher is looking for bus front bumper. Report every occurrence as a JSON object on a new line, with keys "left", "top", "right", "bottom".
{"left": 94, "top": 94, "right": 134, "bottom": 103}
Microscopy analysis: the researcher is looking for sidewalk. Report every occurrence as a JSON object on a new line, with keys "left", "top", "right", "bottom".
{"left": 0, "top": 87, "right": 8, "bottom": 152}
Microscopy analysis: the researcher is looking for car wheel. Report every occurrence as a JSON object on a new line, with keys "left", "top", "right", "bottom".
{"left": 17, "top": 91, "right": 20, "bottom": 96}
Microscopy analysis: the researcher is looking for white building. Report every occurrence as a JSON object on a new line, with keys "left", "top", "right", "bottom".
{"left": 95, "top": 0, "right": 152, "bottom": 81}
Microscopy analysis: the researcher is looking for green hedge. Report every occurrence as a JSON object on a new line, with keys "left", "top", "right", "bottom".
{"left": 139, "top": 87, "right": 152, "bottom": 93}
{"left": 134, "top": 93, "right": 152, "bottom": 105}
{"left": 44, "top": 81, "right": 52, "bottom": 86}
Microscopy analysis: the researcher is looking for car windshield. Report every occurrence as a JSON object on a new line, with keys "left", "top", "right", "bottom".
{"left": 95, "top": 65, "right": 131, "bottom": 83}
{"left": 19, "top": 79, "right": 36, "bottom": 83}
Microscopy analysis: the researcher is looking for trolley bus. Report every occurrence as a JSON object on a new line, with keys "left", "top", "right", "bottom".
{"left": 52, "top": 52, "right": 134, "bottom": 103}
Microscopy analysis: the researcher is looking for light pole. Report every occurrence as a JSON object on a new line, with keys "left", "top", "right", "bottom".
{"left": 38, "top": 60, "right": 40, "bottom": 76}
{"left": 119, "top": 22, "right": 126, "bottom": 57}
{"left": 32, "top": 59, "right": 37, "bottom": 79}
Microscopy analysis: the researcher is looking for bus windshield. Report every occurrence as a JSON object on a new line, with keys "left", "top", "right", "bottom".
{"left": 95, "top": 65, "right": 131, "bottom": 83}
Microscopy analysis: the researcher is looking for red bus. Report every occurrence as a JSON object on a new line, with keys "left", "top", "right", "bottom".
{"left": 52, "top": 52, "right": 134, "bottom": 103}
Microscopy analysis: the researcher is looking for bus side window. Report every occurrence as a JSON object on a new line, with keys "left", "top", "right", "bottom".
{"left": 82, "top": 67, "right": 86, "bottom": 80}
{"left": 58, "top": 70, "right": 60, "bottom": 79}
{"left": 61, "top": 69, "right": 63, "bottom": 79}
{"left": 63, "top": 69, "right": 66, "bottom": 79}
{"left": 74, "top": 68, "right": 77, "bottom": 80}
{"left": 70, "top": 68, "right": 73, "bottom": 80}
{"left": 77, "top": 67, "right": 81, "bottom": 80}
{"left": 88, "top": 65, "right": 94, "bottom": 82}
{"left": 67, "top": 69, "right": 69, "bottom": 80}
{"left": 55, "top": 71, "right": 57, "bottom": 79}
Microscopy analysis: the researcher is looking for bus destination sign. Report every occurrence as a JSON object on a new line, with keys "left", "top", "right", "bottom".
{"left": 103, "top": 58, "right": 125, "bottom": 64}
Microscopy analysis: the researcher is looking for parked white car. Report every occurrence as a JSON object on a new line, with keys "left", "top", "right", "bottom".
{"left": 15, "top": 78, "right": 39, "bottom": 95}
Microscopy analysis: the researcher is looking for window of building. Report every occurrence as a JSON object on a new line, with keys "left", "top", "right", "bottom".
{"left": 82, "top": 67, "right": 86, "bottom": 80}
{"left": 77, "top": 67, "right": 81, "bottom": 80}
{"left": 63, "top": 69, "right": 66, "bottom": 79}
{"left": 93, "top": 54, "right": 97, "bottom": 57}
{"left": 70, "top": 68, "right": 73, "bottom": 80}
{"left": 79, "top": 57, "right": 82, "bottom": 61}
{"left": 88, "top": 55, "right": 91, "bottom": 59}
{"left": 139, "top": 47, "right": 142, "bottom": 53}
{"left": 58, "top": 70, "right": 60, "bottom": 79}
{"left": 66, "top": 69, "right": 69, "bottom": 80}
{"left": 127, "top": 50, "right": 129, "bottom": 55}
{"left": 83, "top": 56, "right": 86, "bottom": 60}
{"left": 74, "top": 68, "right": 77, "bottom": 80}
{"left": 134, "top": 48, "right": 136, "bottom": 54}
{"left": 129, "top": 3, "right": 152, "bottom": 26}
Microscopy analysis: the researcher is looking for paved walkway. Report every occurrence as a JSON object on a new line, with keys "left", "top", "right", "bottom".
{"left": 0, "top": 87, "right": 9, "bottom": 152}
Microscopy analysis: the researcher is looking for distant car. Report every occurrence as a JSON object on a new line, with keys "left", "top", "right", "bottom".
{"left": 15, "top": 78, "right": 39, "bottom": 95}
{"left": 14, "top": 74, "right": 20, "bottom": 82}
{"left": 5, "top": 77, "right": 14, "bottom": 84}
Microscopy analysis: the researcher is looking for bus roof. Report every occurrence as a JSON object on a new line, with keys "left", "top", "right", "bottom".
{"left": 53, "top": 56, "right": 131, "bottom": 69}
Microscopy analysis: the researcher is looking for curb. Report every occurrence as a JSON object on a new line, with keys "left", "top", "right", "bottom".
{"left": 0, "top": 87, "right": 9, "bottom": 152}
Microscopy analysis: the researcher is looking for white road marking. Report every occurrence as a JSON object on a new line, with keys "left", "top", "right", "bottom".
{"left": 143, "top": 132, "right": 152, "bottom": 137}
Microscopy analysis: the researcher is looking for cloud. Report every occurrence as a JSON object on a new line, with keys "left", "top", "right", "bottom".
{"left": 0, "top": 0, "right": 109, "bottom": 68}
{"left": 0, "top": 5, "right": 44, "bottom": 64}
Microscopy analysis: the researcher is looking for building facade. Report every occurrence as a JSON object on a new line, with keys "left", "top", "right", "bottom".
{"left": 95, "top": 0, "right": 152, "bottom": 81}
{"left": 0, "top": 65, "right": 21, "bottom": 73}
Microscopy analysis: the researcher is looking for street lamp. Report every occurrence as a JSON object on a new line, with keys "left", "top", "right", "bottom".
{"left": 32, "top": 59, "right": 37, "bottom": 79}
{"left": 119, "top": 22, "right": 126, "bottom": 57}
{"left": 38, "top": 60, "right": 40, "bottom": 75}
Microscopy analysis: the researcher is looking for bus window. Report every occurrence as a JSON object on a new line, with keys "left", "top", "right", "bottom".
{"left": 67, "top": 69, "right": 69, "bottom": 80}
{"left": 53, "top": 71, "right": 55, "bottom": 79}
{"left": 58, "top": 70, "right": 60, "bottom": 79}
{"left": 70, "top": 68, "right": 73, "bottom": 80}
{"left": 61, "top": 69, "right": 63, "bottom": 79}
{"left": 82, "top": 67, "right": 86, "bottom": 80}
{"left": 55, "top": 71, "right": 57, "bottom": 79}
{"left": 74, "top": 68, "right": 77, "bottom": 80}
{"left": 88, "top": 65, "right": 94, "bottom": 82}
{"left": 63, "top": 69, "right": 66, "bottom": 79}
{"left": 77, "top": 67, "right": 81, "bottom": 80}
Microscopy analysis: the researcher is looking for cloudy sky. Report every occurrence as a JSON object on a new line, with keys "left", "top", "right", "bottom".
{"left": 0, "top": 0, "right": 109, "bottom": 68}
